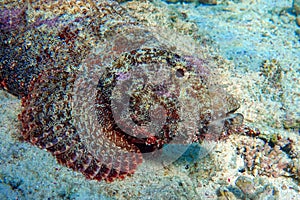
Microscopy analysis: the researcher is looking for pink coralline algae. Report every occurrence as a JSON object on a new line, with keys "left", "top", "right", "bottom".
{"left": 237, "top": 135, "right": 299, "bottom": 179}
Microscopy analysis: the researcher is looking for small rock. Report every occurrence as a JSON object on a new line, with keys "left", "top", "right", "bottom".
{"left": 293, "top": 0, "right": 300, "bottom": 26}
{"left": 235, "top": 176, "right": 279, "bottom": 199}
{"left": 293, "top": 0, "right": 300, "bottom": 15}
{"left": 163, "top": 0, "right": 217, "bottom": 5}
{"left": 198, "top": 0, "right": 217, "bottom": 4}
{"left": 218, "top": 187, "right": 237, "bottom": 200}
{"left": 235, "top": 176, "right": 256, "bottom": 196}
{"left": 296, "top": 16, "right": 300, "bottom": 26}
{"left": 164, "top": 0, "right": 194, "bottom": 2}
{"left": 283, "top": 112, "right": 300, "bottom": 130}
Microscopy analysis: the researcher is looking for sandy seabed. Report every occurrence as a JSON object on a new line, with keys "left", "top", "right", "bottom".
{"left": 0, "top": 0, "right": 299, "bottom": 199}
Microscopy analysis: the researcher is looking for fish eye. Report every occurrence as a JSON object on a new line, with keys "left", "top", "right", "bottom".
{"left": 175, "top": 68, "right": 185, "bottom": 78}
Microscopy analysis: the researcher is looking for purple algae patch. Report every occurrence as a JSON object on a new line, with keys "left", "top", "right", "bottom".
{"left": 0, "top": 7, "right": 26, "bottom": 31}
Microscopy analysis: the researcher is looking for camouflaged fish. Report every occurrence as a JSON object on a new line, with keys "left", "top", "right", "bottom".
{"left": 0, "top": 0, "right": 243, "bottom": 182}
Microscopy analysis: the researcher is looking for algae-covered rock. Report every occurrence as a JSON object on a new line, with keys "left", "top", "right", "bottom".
{"left": 235, "top": 176, "right": 279, "bottom": 199}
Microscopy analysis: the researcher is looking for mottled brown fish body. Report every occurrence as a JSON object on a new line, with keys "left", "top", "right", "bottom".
{"left": 1, "top": 0, "right": 243, "bottom": 182}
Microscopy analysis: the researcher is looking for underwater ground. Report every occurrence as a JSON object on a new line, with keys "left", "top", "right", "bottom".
{"left": 0, "top": 0, "right": 299, "bottom": 199}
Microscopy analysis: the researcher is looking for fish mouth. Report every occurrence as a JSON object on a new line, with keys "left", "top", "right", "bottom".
{"left": 196, "top": 111, "right": 244, "bottom": 143}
